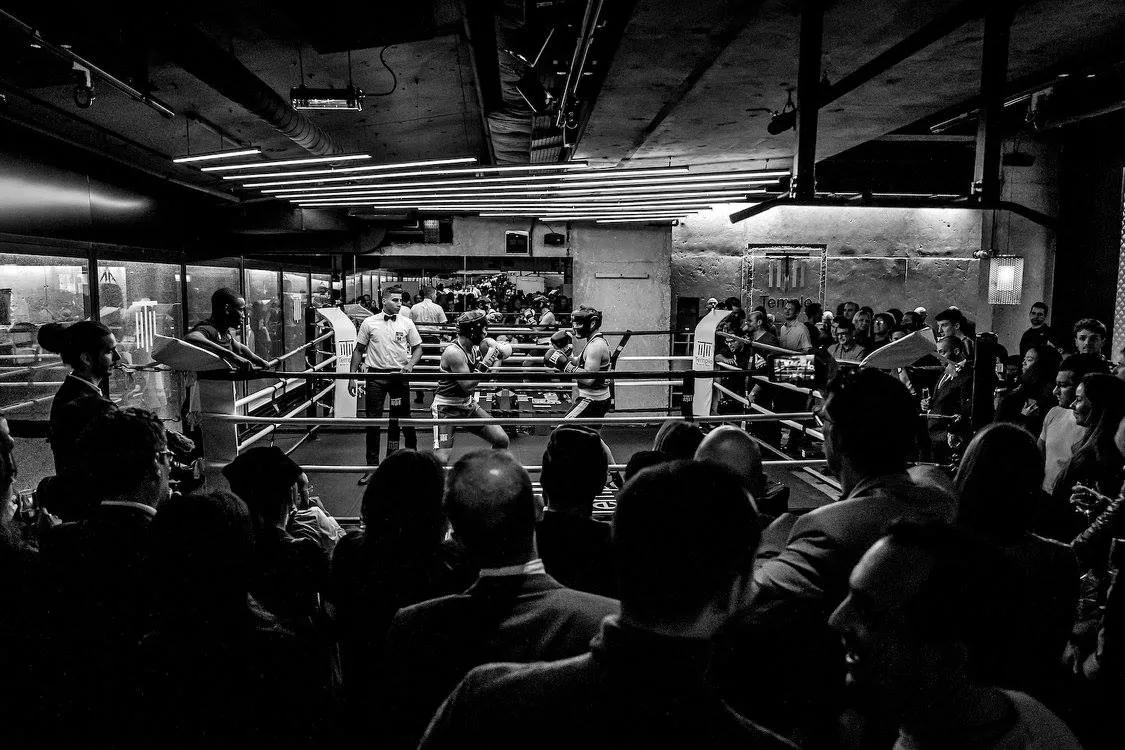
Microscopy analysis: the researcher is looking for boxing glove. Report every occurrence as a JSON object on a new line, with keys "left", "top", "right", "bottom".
{"left": 475, "top": 344, "right": 500, "bottom": 373}
{"left": 550, "top": 330, "right": 573, "bottom": 353}
{"left": 543, "top": 348, "right": 570, "bottom": 371}
{"left": 482, "top": 337, "right": 514, "bottom": 361}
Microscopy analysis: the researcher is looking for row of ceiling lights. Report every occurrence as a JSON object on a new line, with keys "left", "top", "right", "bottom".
{"left": 173, "top": 150, "right": 785, "bottom": 223}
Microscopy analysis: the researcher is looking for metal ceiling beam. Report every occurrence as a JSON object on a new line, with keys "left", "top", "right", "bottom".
{"left": 728, "top": 195, "right": 1056, "bottom": 230}
{"left": 971, "top": 2, "right": 1015, "bottom": 203}
{"left": 791, "top": 0, "right": 825, "bottom": 200}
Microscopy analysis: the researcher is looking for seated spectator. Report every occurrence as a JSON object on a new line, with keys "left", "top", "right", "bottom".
{"left": 624, "top": 449, "right": 667, "bottom": 481}
{"left": 376, "top": 451, "right": 618, "bottom": 749}
{"left": 828, "top": 318, "right": 868, "bottom": 362}
{"left": 537, "top": 426, "right": 616, "bottom": 597}
{"left": 38, "top": 408, "right": 170, "bottom": 746}
{"left": 754, "top": 368, "right": 955, "bottom": 606}
{"left": 140, "top": 491, "right": 327, "bottom": 748}
{"left": 695, "top": 425, "right": 784, "bottom": 517}
{"left": 954, "top": 423, "right": 1078, "bottom": 705}
{"left": 1069, "top": 414, "right": 1125, "bottom": 570}
{"left": 997, "top": 344, "right": 1062, "bottom": 437}
{"left": 331, "top": 450, "right": 457, "bottom": 697}
{"left": 900, "top": 309, "right": 922, "bottom": 331}
{"left": 653, "top": 419, "right": 705, "bottom": 460}
{"left": 829, "top": 521, "right": 1082, "bottom": 749}
{"left": 1073, "top": 317, "right": 1108, "bottom": 359}
{"left": 222, "top": 447, "right": 330, "bottom": 629}
{"left": 870, "top": 312, "right": 896, "bottom": 349}
{"left": 853, "top": 308, "right": 874, "bottom": 349}
{"left": 924, "top": 335, "right": 973, "bottom": 463}
{"left": 1043, "top": 373, "right": 1125, "bottom": 541}
{"left": 1039, "top": 353, "right": 1109, "bottom": 494}
{"left": 420, "top": 461, "right": 795, "bottom": 750}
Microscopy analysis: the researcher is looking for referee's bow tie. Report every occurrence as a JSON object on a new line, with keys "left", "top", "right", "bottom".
{"left": 383, "top": 314, "right": 396, "bottom": 322}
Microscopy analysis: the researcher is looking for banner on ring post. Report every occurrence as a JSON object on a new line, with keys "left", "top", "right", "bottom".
{"left": 692, "top": 309, "right": 731, "bottom": 418}
{"left": 314, "top": 307, "right": 358, "bottom": 418}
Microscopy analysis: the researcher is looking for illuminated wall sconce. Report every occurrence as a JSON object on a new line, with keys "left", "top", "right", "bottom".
{"left": 988, "top": 255, "right": 1024, "bottom": 305}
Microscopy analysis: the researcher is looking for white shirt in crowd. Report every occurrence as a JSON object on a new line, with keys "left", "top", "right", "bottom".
{"left": 1039, "top": 405, "right": 1087, "bottom": 493}
{"left": 539, "top": 310, "right": 557, "bottom": 326}
{"left": 778, "top": 321, "right": 812, "bottom": 352}
{"left": 356, "top": 313, "right": 421, "bottom": 371}
{"left": 411, "top": 298, "right": 448, "bottom": 324}
{"left": 398, "top": 303, "right": 412, "bottom": 320}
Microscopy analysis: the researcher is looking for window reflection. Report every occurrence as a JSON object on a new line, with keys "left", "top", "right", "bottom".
{"left": 245, "top": 268, "right": 281, "bottom": 362}
{"left": 0, "top": 254, "right": 89, "bottom": 420}
{"left": 101, "top": 261, "right": 183, "bottom": 422}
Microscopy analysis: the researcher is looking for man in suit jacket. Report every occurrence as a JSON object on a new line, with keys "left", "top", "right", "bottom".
{"left": 925, "top": 335, "right": 973, "bottom": 462}
{"left": 420, "top": 461, "right": 796, "bottom": 750}
{"left": 716, "top": 371, "right": 954, "bottom": 744}
{"left": 375, "top": 450, "right": 618, "bottom": 750}
{"left": 38, "top": 408, "right": 171, "bottom": 747}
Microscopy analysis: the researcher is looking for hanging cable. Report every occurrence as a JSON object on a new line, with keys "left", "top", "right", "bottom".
{"left": 368, "top": 46, "right": 398, "bottom": 97}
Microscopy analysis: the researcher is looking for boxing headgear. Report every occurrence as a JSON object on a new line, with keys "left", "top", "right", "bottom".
{"left": 456, "top": 309, "right": 488, "bottom": 344}
{"left": 571, "top": 306, "right": 603, "bottom": 338}
{"left": 486, "top": 311, "right": 505, "bottom": 325}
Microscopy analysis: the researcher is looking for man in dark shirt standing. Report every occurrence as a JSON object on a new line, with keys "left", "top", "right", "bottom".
{"left": 186, "top": 287, "right": 270, "bottom": 370}
{"left": 1019, "top": 302, "right": 1061, "bottom": 356}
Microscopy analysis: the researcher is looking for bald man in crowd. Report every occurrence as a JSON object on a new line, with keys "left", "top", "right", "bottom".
{"left": 375, "top": 451, "right": 618, "bottom": 750}
{"left": 695, "top": 426, "right": 767, "bottom": 501}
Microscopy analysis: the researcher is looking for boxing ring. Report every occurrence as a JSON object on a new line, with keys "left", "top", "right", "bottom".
{"left": 181, "top": 308, "right": 835, "bottom": 520}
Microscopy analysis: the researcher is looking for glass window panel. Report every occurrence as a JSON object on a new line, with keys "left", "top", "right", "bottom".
{"left": 282, "top": 271, "right": 309, "bottom": 370}
{"left": 244, "top": 269, "right": 281, "bottom": 362}
{"left": 101, "top": 261, "right": 184, "bottom": 422}
{"left": 311, "top": 273, "right": 331, "bottom": 307}
{"left": 0, "top": 253, "right": 90, "bottom": 422}
{"left": 185, "top": 264, "right": 241, "bottom": 330}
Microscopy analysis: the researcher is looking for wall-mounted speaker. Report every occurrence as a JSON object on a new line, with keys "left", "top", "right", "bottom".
{"left": 543, "top": 232, "right": 566, "bottom": 246}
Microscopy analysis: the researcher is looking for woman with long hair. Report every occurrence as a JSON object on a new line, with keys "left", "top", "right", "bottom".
{"left": 997, "top": 344, "right": 1063, "bottom": 436}
{"left": 954, "top": 422, "right": 1078, "bottom": 704}
{"left": 1044, "top": 373, "right": 1125, "bottom": 540}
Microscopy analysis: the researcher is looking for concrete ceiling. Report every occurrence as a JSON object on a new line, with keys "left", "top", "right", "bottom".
{"left": 0, "top": 0, "right": 1122, "bottom": 206}
{"left": 578, "top": 0, "right": 1125, "bottom": 169}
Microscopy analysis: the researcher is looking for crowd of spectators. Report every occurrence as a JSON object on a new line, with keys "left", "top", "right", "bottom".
{"left": 351, "top": 274, "right": 571, "bottom": 328}
{"left": 7, "top": 291, "right": 1125, "bottom": 747}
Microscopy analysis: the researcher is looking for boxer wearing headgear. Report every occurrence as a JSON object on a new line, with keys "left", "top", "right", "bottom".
{"left": 430, "top": 309, "right": 511, "bottom": 464}
{"left": 543, "top": 305, "right": 612, "bottom": 422}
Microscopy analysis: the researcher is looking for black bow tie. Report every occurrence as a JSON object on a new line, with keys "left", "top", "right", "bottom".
{"left": 383, "top": 314, "right": 396, "bottom": 322}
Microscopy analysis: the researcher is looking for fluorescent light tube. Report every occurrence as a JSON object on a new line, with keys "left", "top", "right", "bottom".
{"left": 200, "top": 154, "right": 373, "bottom": 172}
{"left": 236, "top": 161, "right": 591, "bottom": 185}
{"left": 173, "top": 148, "right": 261, "bottom": 164}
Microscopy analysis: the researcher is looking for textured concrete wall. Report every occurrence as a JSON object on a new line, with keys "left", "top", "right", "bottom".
{"left": 672, "top": 203, "right": 983, "bottom": 322}
{"left": 570, "top": 225, "right": 672, "bottom": 412}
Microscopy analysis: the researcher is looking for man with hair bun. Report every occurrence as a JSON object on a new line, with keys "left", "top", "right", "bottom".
{"left": 186, "top": 287, "right": 269, "bottom": 370}
{"left": 430, "top": 309, "right": 512, "bottom": 465}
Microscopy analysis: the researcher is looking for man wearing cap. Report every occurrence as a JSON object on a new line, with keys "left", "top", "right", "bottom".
{"left": 431, "top": 310, "right": 512, "bottom": 464}
{"left": 349, "top": 286, "right": 423, "bottom": 484}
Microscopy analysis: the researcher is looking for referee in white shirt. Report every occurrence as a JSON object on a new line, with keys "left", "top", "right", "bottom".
{"left": 348, "top": 286, "right": 422, "bottom": 484}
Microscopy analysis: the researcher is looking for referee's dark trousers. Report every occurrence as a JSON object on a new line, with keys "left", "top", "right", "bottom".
{"left": 364, "top": 371, "right": 416, "bottom": 464}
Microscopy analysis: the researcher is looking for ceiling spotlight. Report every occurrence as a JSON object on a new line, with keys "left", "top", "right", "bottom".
{"left": 291, "top": 85, "right": 365, "bottom": 111}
